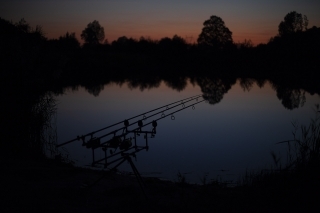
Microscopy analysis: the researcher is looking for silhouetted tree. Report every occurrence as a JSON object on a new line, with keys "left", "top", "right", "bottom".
{"left": 81, "top": 20, "right": 105, "bottom": 45}
{"left": 278, "top": 11, "right": 308, "bottom": 36}
{"left": 171, "top": 34, "right": 187, "bottom": 51}
{"left": 33, "top": 25, "right": 45, "bottom": 37}
{"left": 103, "top": 39, "right": 109, "bottom": 45}
{"left": 237, "top": 39, "right": 253, "bottom": 49}
{"left": 15, "top": 18, "right": 31, "bottom": 33}
{"left": 197, "top": 15, "right": 233, "bottom": 49}
{"left": 59, "top": 32, "right": 80, "bottom": 49}
{"left": 15, "top": 18, "right": 45, "bottom": 39}
{"left": 158, "top": 37, "right": 172, "bottom": 49}
{"left": 118, "top": 36, "right": 129, "bottom": 43}
{"left": 138, "top": 36, "right": 157, "bottom": 53}
{"left": 111, "top": 36, "right": 138, "bottom": 52}
{"left": 158, "top": 35, "right": 188, "bottom": 53}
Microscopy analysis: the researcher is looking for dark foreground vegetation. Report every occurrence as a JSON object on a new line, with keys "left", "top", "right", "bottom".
{"left": 1, "top": 11, "right": 320, "bottom": 212}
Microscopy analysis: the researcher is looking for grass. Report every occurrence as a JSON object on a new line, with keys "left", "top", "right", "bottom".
{"left": 175, "top": 171, "right": 187, "bottom": 185}
{"left": 285, "top": 105, "right": 320, "bottom": 169}
{"left": 228, "top": 108, "right": 320, "bottom": 212}
{"left": 237, "top": 105, "right": 320, "bottom": 202}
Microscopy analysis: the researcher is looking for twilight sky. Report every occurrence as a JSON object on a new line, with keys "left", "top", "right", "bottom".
{"left": 1, "top": 0, "right": 320, "bottom": 45}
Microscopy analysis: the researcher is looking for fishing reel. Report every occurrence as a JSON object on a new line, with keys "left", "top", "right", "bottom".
{"left": 105, "top": 136, "right": 133, "bottom": 151}
{"left": 151, "top": 120, "right": 157, "bottom": 137}
{"left": 79, "top": 135, "right": 101, "bottom": 149}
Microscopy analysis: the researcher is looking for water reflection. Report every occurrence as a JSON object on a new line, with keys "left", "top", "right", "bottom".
{"left": 52, "top": 76, "right": 319, "bottom": 110}
{"left": 54, "top": 77, "right": 320, "bottom": 183}
{"left": 127, "top": 77, "right": 161, "bottom": 91}
{"left": 85, "top": 84, "right": 105, "bottom": 97}
{"left": 275, "top": 87, "right": 306, "bottom": 110}
{"left": 239, "top": 78, "right": 255, "bottom": 92}
{"left": 163, "top": 76, "right": 188, "bottom": 92}
{"left": 196, "top": 77, "right": 236, "bottom": 104}
{"left": 255, "top": 78, "right": 267, "bottom": 88}
{"left": 272, "top": 78, "right": 319, "bottom": 109}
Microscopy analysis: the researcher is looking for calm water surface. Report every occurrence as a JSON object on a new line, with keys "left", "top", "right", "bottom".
{"left": 55, "top": 79, "right": 320, "bottom": 184}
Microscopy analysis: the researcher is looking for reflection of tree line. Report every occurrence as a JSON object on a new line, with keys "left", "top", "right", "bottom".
{"left": 51, "top": 76, "right": 314, "bottom": 111}
{"left": 1, "top": 75, "right": 310, "bottom": 160}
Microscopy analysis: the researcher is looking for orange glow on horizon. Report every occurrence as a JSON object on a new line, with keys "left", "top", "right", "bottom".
{"left": 45, "top": 16, "right": 280, "bottom": 46}
{"left": 5, "top": 1, "right": 318, "bottom": 47}
{"left": 48, "top": 27, "right": 274, "bottom": 46}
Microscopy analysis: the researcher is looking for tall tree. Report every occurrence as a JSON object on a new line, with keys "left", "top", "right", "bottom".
{"left": 15, "top": 18, "right": 31, "bottom": 33}
{"left": 81, "top": 20, "right": 105, "bottom": 45}
{"left": 278, "top": 11, "right": 308, "bottom": 36}
{"left": 197, "top": 15, "right": 233, "bottom": 49}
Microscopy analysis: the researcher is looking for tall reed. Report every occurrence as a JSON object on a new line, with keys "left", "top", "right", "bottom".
{"left": 239, "top": 104, "right": 320, "bottom": 187}
{"left": 279, "top": 104, "right": 320, "bottom": 170}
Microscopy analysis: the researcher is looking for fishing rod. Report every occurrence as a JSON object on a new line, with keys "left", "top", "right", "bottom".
{"left": 97, "top": 96, "right": 205, "bottom": 146}
{"left": 56, "top": 94, "right": 203, "bottom": 147}
{"left": 91, "top": 98, "right": 206, "bottom": 166}
{"left": 55, "top": 95, "right": 205, "bottom": 165}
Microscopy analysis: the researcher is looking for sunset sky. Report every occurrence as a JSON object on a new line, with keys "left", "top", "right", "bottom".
{"left": 1, "top": 0, "right": 320, "bottom": 45}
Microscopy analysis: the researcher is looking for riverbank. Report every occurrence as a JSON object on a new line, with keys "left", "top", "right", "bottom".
{"left": 2, "top": 156, "right": 318, "bottom": 213}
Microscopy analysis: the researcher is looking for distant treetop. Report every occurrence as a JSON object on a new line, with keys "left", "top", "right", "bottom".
{"left": 81, "top": 20, "right": 105, "bottom": 45}
{"left": 197, "top": 15, "right": 233, "bottom": 50}
{"left": 278, "top": 11, "right": 308, "bottom": 36}
{"left": 15, "top": 18, "right": 31, "bottom": 33}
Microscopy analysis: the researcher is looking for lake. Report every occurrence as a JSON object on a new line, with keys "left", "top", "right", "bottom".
{"left": 54, "top": 77, "right": 320, "bottom": 184}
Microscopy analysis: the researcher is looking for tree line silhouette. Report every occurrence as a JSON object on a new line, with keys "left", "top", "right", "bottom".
{"left": 1, "top": 11, "right": 319, "bottom": 88}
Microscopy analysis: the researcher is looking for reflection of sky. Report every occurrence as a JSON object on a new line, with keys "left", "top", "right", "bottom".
{"left": 1, "top": 0, "right": 320, "bottom": 45}
{"left": 55, "top": 80, "right": 320, "bottom": 183}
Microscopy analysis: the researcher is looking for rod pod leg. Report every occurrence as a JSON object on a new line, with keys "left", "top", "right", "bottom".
{"left": 125, "top": 155, "right": 148, "bottom": 200}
